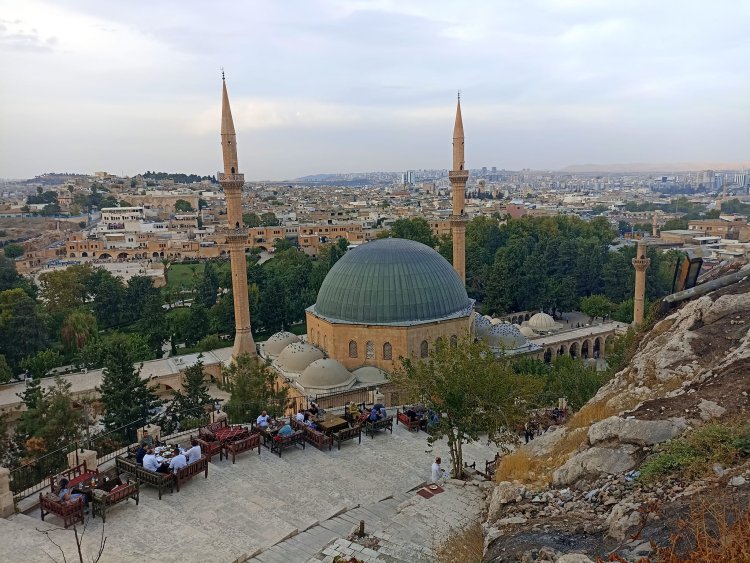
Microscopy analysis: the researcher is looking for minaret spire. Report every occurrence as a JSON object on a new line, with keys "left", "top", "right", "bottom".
{"left": 218, "top": 76, "right": 256, "bottom": 359}
{"left": 449, "top": 93, "right": 469, "bottom": 284}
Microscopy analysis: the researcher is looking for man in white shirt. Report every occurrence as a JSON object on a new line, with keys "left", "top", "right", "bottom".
{"left": 431, "top": 457, "right": 447, "bottom": 484}
{"left": 169, "top": 451, "right": 188, "bottom": 474}
{"left": 256, "top": 410, "right": 270, "bottom": 428}
{"left": 184, "top": 439, "right": 202, "bottom": 464}
{"left": 295, "top": 410, "right": 305, "bottom": 422}
{"left": 143, "top": 447, "right": 170, "bottom": 473}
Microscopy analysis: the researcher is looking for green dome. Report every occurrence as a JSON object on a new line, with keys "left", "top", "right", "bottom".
{"left": 312, "top": 238, "right": 472, "bottom": 325}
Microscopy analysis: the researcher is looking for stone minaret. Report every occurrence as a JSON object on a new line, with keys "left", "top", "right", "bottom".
{"left": 651, "top": 212, "right": 658, "bottom": 238}
{"left": 631, "top": 240, "right": 651, "bottom": 325}
{"left": 449, "top": 94, "right": 469, "bottom": 283}
{"left": 219, "top": 76, "right": 256, "bottom": 358}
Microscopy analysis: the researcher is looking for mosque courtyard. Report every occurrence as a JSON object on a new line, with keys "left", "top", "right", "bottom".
{"left": 4, "top": 421, "right": 498, "bottom": 563}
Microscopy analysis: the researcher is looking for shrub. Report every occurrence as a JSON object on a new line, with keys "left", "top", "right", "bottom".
{"left": 435, "top": 523, "right": 484, "bottom": 563}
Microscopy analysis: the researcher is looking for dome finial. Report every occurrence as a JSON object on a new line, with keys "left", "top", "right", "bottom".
{"left": 221, "top": 67, "right": 225, "bottom": 81}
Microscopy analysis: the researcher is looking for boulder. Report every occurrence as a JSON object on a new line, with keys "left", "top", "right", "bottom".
{"left": 588, "top": 416, "right": 687, "bottom": 447}
{"left": 552, "top": 446, "right": 638, "bottom": 487}
{"left": 698, "top": 399, "right": 726, "bottom": 421}
{"left": 605, "top": 501, "right": 642, "bottom": 541}
{"left": 488, "top": 482, "right": 527, "bottom": 522}
{"left": 729, "top": 476, "right": 747, "bottom": 487}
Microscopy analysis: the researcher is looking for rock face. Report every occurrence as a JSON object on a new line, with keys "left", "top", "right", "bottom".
{"left": 553, "top": 446, "right": 639, "bottom": 487}
{"left": 588, "top": 416, "right": 687, "bottom": 447}
{"left": 488, "top": 481, "right": 527, "bottom": 522}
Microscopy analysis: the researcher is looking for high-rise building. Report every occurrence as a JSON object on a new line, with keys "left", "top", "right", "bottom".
{"left": 219, "top": 75, "right": 256, "bottom": 359}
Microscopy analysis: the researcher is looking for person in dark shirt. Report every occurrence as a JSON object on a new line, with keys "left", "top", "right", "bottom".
{"left": 135, "top": 445, "right": 147, "bottom": 465}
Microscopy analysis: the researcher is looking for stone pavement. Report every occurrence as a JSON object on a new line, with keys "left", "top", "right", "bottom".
{"left": 3, "top": 422, "right": 498, "bottom": 563}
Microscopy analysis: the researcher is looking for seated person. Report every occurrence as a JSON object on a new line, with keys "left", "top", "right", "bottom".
{"left": 405, "top": 408, "right": 418, "bottom": 422}
{"left": 379, "top": 407, "right": 387, "bottom": 418}
{"left": 169, "top": 450, "right": 188, "bottom": 474}
{"left": 139, "top": 429, "right": 155, "bottom": 448}
{"left": 277, "top": 423, "right": 293, "bottom": 437}
{"left": 97, "top": 474, "right": 123, "bottom": 493}
{"left": 346, "top": 401, "right": 359, "bottom": 422}
{"left": 184, "top": 439, "right": 202, "bottom": 464}
{"left": 57, "top": 478, "right": 89, "bottom": 510}
{"left": 373, "top": 403, "right": 385, "bottom": 412}
{"left": 369, "top": 407, "right": 380, "bottom": 422}
{"left": 135, "top": 444, "right": 147, "bottom": 465}
{"left": 308, "top": 402, "right": 319, "bottom": 416}
{"left": 142, "top": 447, "right": 170, "bottom": 474}
{"left": 256, "top": 410, "right": 270, "bottom": 428}
{"left": 295, "top": 409, "right": 305, "bottom": 422}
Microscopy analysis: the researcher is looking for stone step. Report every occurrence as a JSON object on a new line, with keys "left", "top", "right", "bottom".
{"left": 8, "top": 512, "right": 59, "bottom": 531}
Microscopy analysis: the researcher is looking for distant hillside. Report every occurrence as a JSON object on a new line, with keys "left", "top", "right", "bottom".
{"left": 561, "top": 161, "right": 750, "bottom": 173}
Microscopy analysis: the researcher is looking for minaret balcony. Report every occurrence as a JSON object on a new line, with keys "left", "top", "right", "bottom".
{"left": 631, "top": 258, "right": 651, "bottom": 270}
{"left": 449, "top": 170, "right": 469, "bottom": 182}
{"left": 218, "top": 172, "right": 245, "bottom": 183}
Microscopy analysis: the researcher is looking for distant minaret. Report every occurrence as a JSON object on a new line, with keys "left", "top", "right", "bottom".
{"left": 631, "top": 241, "right": 650, "bottom": 325}
{"left": 651, "top": 212, "right": 658, "bottom": 238}
{"left": 219, "top": 75, "right": 256, "bottom": 358}
{"left": 449, "top": 93, "right": 469, "bottom": 283}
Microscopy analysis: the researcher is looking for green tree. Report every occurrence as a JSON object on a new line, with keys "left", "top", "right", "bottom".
{"left": 21, "top": 349, "right": 64, "bottom": 379}
{"left": 260, "top": 212, "right": 280, "bottom": 226}
{"left": 90, "top": 272, "right": 125, "bottom": 328}
{"left": 195, "top": 260, "right": 219, "bottom": 308}
{"left": 223, "top": 355, "right": 288, "bottom": 423}
{"left": 61, "top": 309, "right": 98, "bottom": 352}
{"left": 579, "top": 294, "right": 615, "bottom": 320}
{"left": 98, "top": 333, "right": 160, "bottom": 441}
{"left": 79, "top": 332, "right": 153, "bottom": 369}
{"left": 0, "top": 288, "right": 48, "bottom": 368}
{"left": 210, "top": 292, "right": 235, "bottom": 335}
{"left": 390, "top": 338, "right": 540, "bottom": 478}
{"left": 174, "top": 199, "right": 194, "bottom": 212}
{"left": 243, "top": 212, "right": 261, "bottom": 227}
{"left": 165, "top": 358, "right": 215, "bottom": 432}
{"left": 38, "top": 264, "right": 93, "bottom": 316}
{"left": 525, "top": 356, "right": 611, "bottom": 411}
{"left": 661, "top": 218, "right": 688, "bottom": 231}
{"left": 37, "top": 376, "right": 83, "bottom": 450}
{"left": 137, "top": 293, "right": 169, "bottom": 357}
{"left": 389, "top": 217, "right": 437, "bottom": 247}
{"left": 0, "top": 354, "right": 12, "bottom": 384}
{"left": 0, "top": 255, "right": 35, "bottom": 296}
{"left": 3, "top": 244, "right": 24, "bottom": 259}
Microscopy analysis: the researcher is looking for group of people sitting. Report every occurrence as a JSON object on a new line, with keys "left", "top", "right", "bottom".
{"left": 256, "top": 409, "right": 295, "bottom": 437}
{"left": 134, "top": 432, "right": 202, "bottom": 475}
{"left": 56, "top": 472, "right": 123, "bottom": 513}
{"left": 368, "top": 404, "right": 388, "bottom": 422}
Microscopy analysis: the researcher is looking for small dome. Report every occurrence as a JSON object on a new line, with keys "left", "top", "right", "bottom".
{"left": 489, "top": 317, "right": 502, "bottom": 325}
{"left": 528, "top": 312, "right": 561, "bottom": 332}
{"left": 473, "top": 313, "right": 492, "bottom": 338}
{"left": 276, "top": 342, "right": 324, "bottom": 373}
{"left": 299, "top": 359, "right": 355, "bottom": 390}
{"left": 485, "top": 323, "right": 528, "bottom": 350}
{"left": 264, "top": 331, "right": 301, "bottom": 356}
{"left": 352, "top": 366, "right": 388, "bottom": 384}
{"left": 519, "top": 325, "right": 537, "bottom": 337}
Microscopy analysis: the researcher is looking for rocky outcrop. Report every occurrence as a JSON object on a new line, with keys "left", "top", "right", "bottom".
{"left": 552, "top": 445, "right": 639, "bottom": 487}
{"left": 587, "top": 416, "right": 687, "bottom": 447}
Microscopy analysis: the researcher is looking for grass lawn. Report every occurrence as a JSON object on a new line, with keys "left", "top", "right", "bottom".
{"left": 165, "top": 261, "right": 230, "bottom": 289}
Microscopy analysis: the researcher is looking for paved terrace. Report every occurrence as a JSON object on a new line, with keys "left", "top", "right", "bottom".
{"left": 1, "top": 423, "right": 497, "bottom": 563}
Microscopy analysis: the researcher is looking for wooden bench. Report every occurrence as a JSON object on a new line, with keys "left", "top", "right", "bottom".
{"left": 115, "top": 455, "right": 174, "bottom": 500}
{"left": 175, "top": 456, "right": 208, "bottom": 492}
{"left": 193, "top": 434, "right": 223, "bottom": 462}
{"left": 270, "top": 430, "right": 305, "bottom": 457}
{"left": 49, "top": 461, "right": 99, "bottom": 494}
{"left": 332, "top": 425, "right": 362, "bottom": 450}
{"left": 396, "top": 409, "right": 421, "bottom": 432}
{"left": 364, "top": 416, "right": 393, "bottom": 438}
{"left": 39, "top": 492, "right": 84, "bottom": 528}
{"left": 291, "top": 419, "right": 332, "bottom": 451}
{"left": 223, "top": 433, "right": 261, "bottom": 464}
{"left": 91, "top": 481, "right": 139, "bottom": 523}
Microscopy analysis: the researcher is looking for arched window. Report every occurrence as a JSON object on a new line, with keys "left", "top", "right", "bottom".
{"left": 348, "top": 340, "right": 358, "bottom": 358}
{"left": 366, "top": 341, "right": 375, "bottom": 359}
{"left": 420, "top": 340, "right": 428, "bottom": 358}
{"left": 450, "top": 335, "right": 458, "bottom": 348}
{"left": 383, "top": 342, "right": 392, "bottom": 360}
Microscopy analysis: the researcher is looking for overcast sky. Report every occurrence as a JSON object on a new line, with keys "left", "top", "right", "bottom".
{"left": 1, "top": 0, "right": 748, "bottom": 180}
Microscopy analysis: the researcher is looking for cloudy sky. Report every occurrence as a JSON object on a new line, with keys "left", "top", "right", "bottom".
{"left": 0, "top": 0, "right": 748, "bottom": 179}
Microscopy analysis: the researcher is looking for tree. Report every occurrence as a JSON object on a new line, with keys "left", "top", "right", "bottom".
{"left": 259, "top": 212, "right": 280, "bottom": 226}
{"left": 164, "top": 358, "right": 215, "bottom": 432}
{"left": 98, "top": 333, "right": 160, "bottom": 441}
{"left": 90, "top": 272, "right": 125, "bottom": 328}
{"left": 0, "top": 288, "right": 48, "bottom": 368}
{"left": 195, "top": 260, "right": 219, "bottom": 308}
{"left": 223, "top": 355, "right": 288, "bottom": 423}
{"left": 243, "top": 212, "right": 261, "bottom": 228}
{"left": 21, "top": 349, "right": 64, "bottom": 379}
{"left": 579, "top": 294, "right": 615, "bottom": 320}
{"left": 3, "top": 243, "right": 24, "bottom": 259}
{"left": 36, "top": 376, "right": 83, "bottom": 450}
{"left": 661, "top": 218, "right": 688, "bottom": 231}
{"left": 137, "top": 293, "right": 169, "bottom": 357}
{"left": 174, "top": 199, "right": 194, "bottom": 213}
{"left": 390, "top": 338, "right": 540, "bottom": 478}
{"left": 38, "top": 264, "right": 93, "bottom": 316}
{"left": 61, "top": 309, "right": 98, "bottom": 353}
{"left": 0, "top": 354, "right": 12, "bottom": 384}
{"left": 79, "top": 332, "right": 153, "bottom": 369}
{"left": 389, "top": 217, "right": 436, "bottom": 247}
{"left": 0, "top": 255, "right": 35, "bottom": 295}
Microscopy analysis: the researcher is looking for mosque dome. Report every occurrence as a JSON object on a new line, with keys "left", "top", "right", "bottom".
{"left": 312, "top": 238, "right": 472, "bottom": 325}
{"left": 473, "top": 313, "right": 492, "bottom": 338}
{"left": 485, "top": 322, "right": 529, "bottom": 350}
{"left": 299, "top": 359, "right": 355, "bottom": 390}
{"left": 527, "top": 312, "right": 561, "bottom": 332}
{"left": 519, "top": 325, "right": 537, "bottom": 338}
{"left": 352, "top": 366, "right": 388, "bottom": 384}
{"left": 264, "top": 331, "right": 301, "bottom": 357}
{"left": 276, "top": 342, "right": 324, "bottom": 373}
{"left": 489, "top": 317, "right": 502, "bottom": 325}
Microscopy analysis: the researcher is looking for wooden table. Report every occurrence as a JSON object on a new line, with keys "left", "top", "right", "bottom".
{"left": 316, "top": 415, "right": 349, "bottom": 434}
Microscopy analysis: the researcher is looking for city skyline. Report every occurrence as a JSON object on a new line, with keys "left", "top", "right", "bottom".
{"left": 1, "top": 0, "right": 748, "bottom": 180}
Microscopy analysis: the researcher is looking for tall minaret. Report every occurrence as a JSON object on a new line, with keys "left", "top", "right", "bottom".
{"left": 219, "top": 75, "right": 256, "bottom": 358}
{"left": 449, "top": 93, "right": 469, "bottom": 283}
{"left": 631, "top": 240, "right": 650, "bottom": 326}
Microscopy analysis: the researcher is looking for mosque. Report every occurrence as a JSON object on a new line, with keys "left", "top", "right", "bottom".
{"left": 217, "top": 80, "right": 627, "bottom": 398}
